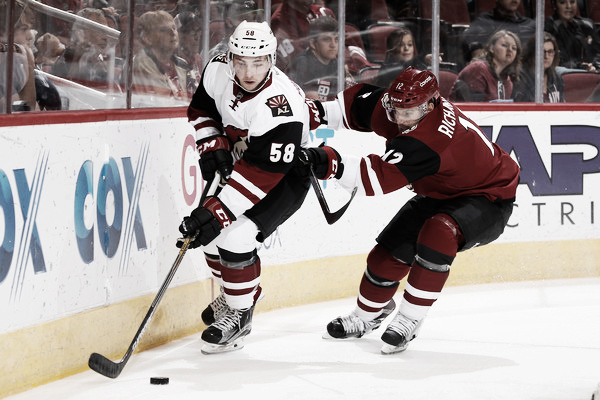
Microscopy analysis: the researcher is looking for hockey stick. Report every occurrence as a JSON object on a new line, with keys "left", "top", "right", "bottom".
{"left": 309, "top": 166, "right": 357, "bottom": 224}
{"left": 88, "top": 173, "right": 221, "bottom": 379}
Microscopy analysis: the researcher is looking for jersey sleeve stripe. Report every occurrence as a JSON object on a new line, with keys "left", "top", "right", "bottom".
{"left": 360, "top": 157, "right": 384, "bottom": 196}
{"left": 339, "top": 92, "right": 351, "bottom": 130}
{"left": 190, "top": 116, "right": 221, "bottom": 131}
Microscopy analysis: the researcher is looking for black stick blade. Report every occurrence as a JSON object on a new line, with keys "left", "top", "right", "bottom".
{"left": 323, "top": 186, "right": 358, "bottom": 224}
{"left": 88, "top": 353, "right": 124, "bottom": 379}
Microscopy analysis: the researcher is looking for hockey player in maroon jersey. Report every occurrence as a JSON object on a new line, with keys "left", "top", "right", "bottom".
{"left": 301, "top": 67, "right": 520, "bottom": 354}
{"left": 178, "top": 21, "right": 314, "bottom": 354}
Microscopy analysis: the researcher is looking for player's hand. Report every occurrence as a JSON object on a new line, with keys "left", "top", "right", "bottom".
{"left": 196, "top": 136, "right": 233, "bottom": 183}
{"left": 305, "top": 99, "right": 327, "bottom": 130}
{"left": 298, "top": 144, "right": 344, "bottom": 179}
{"left": 177, "top": 197, "right": 235, "bottom": 248}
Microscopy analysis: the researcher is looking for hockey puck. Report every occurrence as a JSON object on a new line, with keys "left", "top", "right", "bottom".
{"left": 150, "top": 377, "right": 169, "bottom": 385}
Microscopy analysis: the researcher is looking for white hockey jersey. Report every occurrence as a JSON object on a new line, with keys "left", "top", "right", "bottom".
{"left": 187, "top": 54, "right": 310, "bottom": 218}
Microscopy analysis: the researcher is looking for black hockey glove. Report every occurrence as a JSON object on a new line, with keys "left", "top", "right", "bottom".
{"left": 196, "top": 136, "right": 233, "bottom": 183}
{"left": 299, "top": 144, "right": 344, "bottom": 180}
{"left": 178, "top": 196, "right": 236, "bottom": 248}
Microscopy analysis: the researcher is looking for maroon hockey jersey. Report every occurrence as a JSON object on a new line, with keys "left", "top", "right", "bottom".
{"left": 325, "top": 83, "right": 520, "bottom": 202}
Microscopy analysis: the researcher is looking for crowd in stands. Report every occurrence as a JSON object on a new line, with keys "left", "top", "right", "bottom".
{"left": 4, "top": 0, "right": 600, "bottom": 111}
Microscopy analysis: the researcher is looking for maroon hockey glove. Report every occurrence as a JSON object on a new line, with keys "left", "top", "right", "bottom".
{"left": 178, "top": 196, "right": 236, "bottom": 248}
{"left": 305, "top": 99, "right": 327, "bottom": 130}
{"left": 299, "top": 144, "right": 344, "bottom": 179}
{"left": 196, "top": 136, "right": 233, "bottom": 183}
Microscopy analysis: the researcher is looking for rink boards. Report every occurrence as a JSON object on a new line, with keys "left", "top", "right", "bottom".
{"left": 1, "top": 104, "right": 600, "bottom": 397}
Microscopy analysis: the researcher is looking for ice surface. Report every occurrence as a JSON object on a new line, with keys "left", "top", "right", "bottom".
{"left": 7, "top": 278, "right": 600, "bottom": 400}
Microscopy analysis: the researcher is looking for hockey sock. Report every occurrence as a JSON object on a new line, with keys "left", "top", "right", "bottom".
{"left": 401, "top": 264, "right": 449, "bottom": 320}
{"left": 204, "top": 252, "right": 223, "bottom": 286}
{"left": 356, "top": 245, "right": 410, "bottom": 320}
{"left": 220, "top": 257, "right": 261, "bottom": 310}
{"left": 399, "top": 214, "right": 461, "bottom": 320}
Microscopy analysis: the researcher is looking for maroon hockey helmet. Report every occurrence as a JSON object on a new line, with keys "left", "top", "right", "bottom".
{"left": 385, "top": 67, "right": 440, "bottom": 109}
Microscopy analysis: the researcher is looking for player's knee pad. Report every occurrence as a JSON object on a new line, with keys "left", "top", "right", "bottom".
{"left": 218, "top": 247, "right": 258, "bottom": 269}
{"left": 416, "top": 213, "right": 464, "bottom": 272}
{"left": 204, "top": 252, "right": 220, "bottom": 263}
{"left": 216, "top": 215, "right": 260, "bottom": 254}
{"left": 366, "top": 244, "right": 411, "bottom": 285}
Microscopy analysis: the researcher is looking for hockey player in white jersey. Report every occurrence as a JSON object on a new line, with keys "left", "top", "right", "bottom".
{"left": 178, "top": 21, "right": 314, "bottom": 354}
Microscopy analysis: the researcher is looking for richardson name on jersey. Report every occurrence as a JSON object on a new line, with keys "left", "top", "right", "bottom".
{"left": 438, "top": 99, "right": 457, "bottom": 139}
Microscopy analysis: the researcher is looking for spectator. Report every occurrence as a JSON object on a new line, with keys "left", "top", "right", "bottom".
{"left": 450, "top": 30, "right": 521, "bottom": 102}
{"left": 270, "top": 0, "right": 336, "bottom": 72}
{"left": 15, "top": 18, "right": 62, "bottom": 111}
{"left": 52, "top": 8, "right": 121, "bottom": 88}
{"left": 209, "top": 0, "right": 262, "bottom": 59}
{"left": 0, "top": 4, "right": 37, "bottom": 111}
{"left": 374, "top": 27, "right": 437, "bottom": 88}
{"left": 544, "top": 0, "right": 600, "bottom": 73}
{"left": 174, "top": 11, "right": 203, "bottom": 94}
{"left": 462, "top": 0, "right": 534, "bottom": 55}
{"left": 35, "top": 33, "right": 66, "bottom": 72}
{"left": 513, "top": 32, "right": 564, "bottom": 103}
{"left": 132, "top": 10, "right": 192, "bottom": 103}
{"left": 0, "top": 44, "right": 32, "bottom": 112}
{"left": 289, "top": 16, "right": 353, "bottom": 101}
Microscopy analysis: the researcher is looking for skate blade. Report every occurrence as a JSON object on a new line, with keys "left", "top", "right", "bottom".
{"left": 322, "top": 332, "right": 337, "bottom": 339}
{"left": 380, "top": 343, "right": 409, "bottom": 355}
{"left": 201, "top": 338, "right": 245, "bottom": 355}
{"left": 322, "top": 331, "right": 367, "bottom": 340}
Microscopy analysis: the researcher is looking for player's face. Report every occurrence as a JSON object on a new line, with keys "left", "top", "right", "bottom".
{"left": 388, "top": 102, "right": 433, "bottom": 131}
{"left": 232, "top": 55, "right": 271, "bottom": 92}
{"left": 555, "top": 0, "right": 577, "bottom": 22}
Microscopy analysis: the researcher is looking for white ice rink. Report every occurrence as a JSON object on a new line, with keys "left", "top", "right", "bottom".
{"left": 7, "top": 278, "right": 600, "bottom": 400}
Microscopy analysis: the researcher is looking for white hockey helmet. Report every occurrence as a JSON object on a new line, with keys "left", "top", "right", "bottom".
{"left": 228, "top": 20, "right": 277, "bottom": 65}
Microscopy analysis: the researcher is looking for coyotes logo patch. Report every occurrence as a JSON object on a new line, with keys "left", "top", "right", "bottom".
{"left": 266, "top": 95, "right": 293, "bottom": 117}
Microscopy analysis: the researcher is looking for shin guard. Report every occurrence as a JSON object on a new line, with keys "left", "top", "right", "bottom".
{"left": 400, "top": 214, "right": 461, "bottom": 320}
{"left": 356, "top": 245, "right": 410, "bottom": 320}
{"left": 220, "top": 257, "right": 261, "bottom": 310}
{"left": 204, "top": 253, "right": 223, "bottom": 286}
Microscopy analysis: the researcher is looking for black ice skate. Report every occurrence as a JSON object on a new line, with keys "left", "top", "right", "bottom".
{"left": 201, "top": 306, "right": 254, "bottom": 354}
{"left": 325, "top": 298, "right": 396, "bottom": 339}
{"left": 202, "top": 286, "right": 265, "bottom": 326}
{"left": 201, "top": 287, "right": 229, "bottom": 325}
{"left": 380, "top": 311, "right": 422, "bottom": 354}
